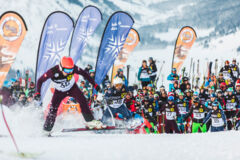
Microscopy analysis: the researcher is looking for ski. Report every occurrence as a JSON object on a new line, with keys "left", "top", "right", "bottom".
{"left": 62, "top": 126, "right": 127, "bottom": 132}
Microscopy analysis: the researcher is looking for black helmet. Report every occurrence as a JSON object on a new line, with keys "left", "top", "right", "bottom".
{"left": 183, "top": 77, "right": 189, "bottom": 81}
{"left": 193, "top": 97, "right": 200, "bottom": 103}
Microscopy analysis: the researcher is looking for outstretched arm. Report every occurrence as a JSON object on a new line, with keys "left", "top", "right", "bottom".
{"left": 36, "top": 68, "right": 54, "bottom": 93}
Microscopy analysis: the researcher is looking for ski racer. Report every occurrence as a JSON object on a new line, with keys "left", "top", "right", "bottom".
{"left": 224, "top": 87, "right": 238, "bottom": 130}
{"left": 176, "top": 92, "right": 189, "bottom": 133}
{"left": 36, "top": 56, "right": 102, "bottom": 134}
{"left": 219, "top": 60, "right": 234, "bottom": 81}
{"left": 138, "top": 60, "right": 151, "bottom": 88}
{"left": 159, "top": 96, "right": 180, "bottom": 133}
{"left": 201, "top": 101, "right": 227, "bottom": 132}
{"left": 102, "top": 77, "right": 131, "bottom": 126}
{"left": 184, "top": 98, "right": 208, "bottom": 133}
{"left": 148, "top": 57, "right": 157, "bottom": 84}
{"left": 114, "top": 68, "right": 128, "bottom": 87}
{"left": 167, "top": 68, "right": 179, "bottom": 92}
{"left": 230, "top": 59, "right": 239, "bottom": 80}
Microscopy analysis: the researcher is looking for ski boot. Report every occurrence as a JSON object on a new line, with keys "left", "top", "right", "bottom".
{"left": 85, "top": 120, "right": 104, "bottom": 129}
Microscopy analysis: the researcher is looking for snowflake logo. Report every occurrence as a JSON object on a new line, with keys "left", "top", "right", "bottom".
{"left": 105, "top": 34, "right": 126, "bottom": 58}
{"left": 77, "top": 26, "right": 94, "bottom": 42}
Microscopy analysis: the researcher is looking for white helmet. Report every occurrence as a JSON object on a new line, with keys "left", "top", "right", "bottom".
{"left": 113, "top": 77, "right": 123, "bottom": 86}
{"left": 97, "top": 93, "right": 103, "bottom": 101}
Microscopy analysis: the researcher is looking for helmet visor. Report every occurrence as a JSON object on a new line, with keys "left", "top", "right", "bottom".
{"left": 63, "top": 68, "right": 73, "bottom": 74}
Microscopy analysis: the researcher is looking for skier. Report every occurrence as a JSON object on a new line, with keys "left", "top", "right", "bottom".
{"left": 230, "top": 59, "right": 239, "bottom": 80}
{"left": 36, "top": 56, "right": 102, "bottom": 134}
{"left": 176, "top": 92, "right": 189, "bottom": 133}
{"left": 184, "top": 98, "right": 208, "bottom": 133}
{"left": 102, "top": 77, "right": 131, "bottom": 126}
{"left": 159, "top": 96, "right": 180, "bottom": 133}
{"left": 224, "top": 87, "right": 238, "bottom": 130}
{"left": 219, "top": 60, "right": 234, "bottom": 82}
{"left": 138, "top": 60, "right": 151, "bottom": 88}
{"left": 114, "top": 68, "right": 128, "bottom": 87}
{"left": 148, "top": 57, "right": 157, "bottom": 84}
{"left": 167, "top": 68, "right": 179, "bottom": 92}
{"left": 201, "top": 101, "right": 227, "bottom": 132}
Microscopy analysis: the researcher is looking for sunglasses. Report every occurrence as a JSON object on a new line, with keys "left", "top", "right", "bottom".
{"left": 63, "top": 68, "right": 73, "bottom": 73}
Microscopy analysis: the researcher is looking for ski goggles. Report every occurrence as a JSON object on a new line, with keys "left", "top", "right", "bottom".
{"left": 63, "top": 68, "right": 73, "bottom": 73}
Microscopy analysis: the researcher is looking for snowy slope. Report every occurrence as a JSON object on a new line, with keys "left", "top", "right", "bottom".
{"left": 0, "top": 105, "right": 240, "bottom": 160}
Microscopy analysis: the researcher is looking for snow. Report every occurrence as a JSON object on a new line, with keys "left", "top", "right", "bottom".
{"left": 0, "top": 105, "right": 240, "bottom": 160}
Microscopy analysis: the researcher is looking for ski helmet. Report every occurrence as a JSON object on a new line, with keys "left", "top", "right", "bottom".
{"left": 183, "top": 77, "right": 189, "bottom": 81}
{"left": 236, "top": 79, "right": 240, "bottom": 87}
{"left": 225, "top": 60, "right": 230, "bottom": 65}
{"left": 193, "top": 97, "right": 200, "bottom": 103}
{"left": 89, "top": 69, "right": 95, "bottom": 73}
{"left": 168, "top": 96, "right": 174, "bottom": 101}
{"left": 117, "top": 68, "right": 123, "bottom": 73}
{"left": 172, "top": 68, "right": 177, "bottom": 72}
{"left": 210, "top": 93, "right": 216, "bottom": 98}
{"left": 178, "top": 92, "right": 184, "bottom": 96}
{"left": 193, "top": 91, "right": 199, "bottom": 96}
{"left": 113, "top": 77, "right": 123, "bottom": 86}
{"left": 60, "top": 56, "right": 74, "bottom": 73}
{"left": 227, "top": 87, "right": 234, "bottom": 92}
{"left": 212, "top": 101, "right": 218, "bottom": 107}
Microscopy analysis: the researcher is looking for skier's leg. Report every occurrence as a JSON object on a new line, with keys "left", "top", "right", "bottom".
{"left": 102, "top": 107, "right": 117, "bottom": 126}
{"left": 70, "top": 84, "right": 94, "bottom": 122}
{"left": 225, "top": 111, "right": 232, "bottom": 130}
{"left": 117, "top": 104, "right": 131, "bottom": 120}
{"left": 164, "top": 120, "right": 171, "bottom": 133}
{"left": 43, "top": 90, "right": 66, "bottom": 131}
{"left": 200, "top": 124, "right": 207, "bottom": 133}
{"left": 172, "top": 120, "right": 180, "bottom": 133}
{"left": 192, "top": 122, "right": 199, "bottom": 133}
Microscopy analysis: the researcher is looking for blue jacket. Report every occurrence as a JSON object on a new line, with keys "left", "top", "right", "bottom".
{"left": 202, "top": 109, "right": 226, "bottom": 125}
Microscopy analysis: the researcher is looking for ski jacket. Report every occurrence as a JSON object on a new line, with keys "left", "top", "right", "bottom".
{"left": 37, "top": 65, "right": 96, "bottom": 93}
{"left": 185, "top": 104, "right": 209, "bottom": 123}
{"left": 176, "top": 98, "right": 189, "bottom": 115}
{"left": 224, "top": 94, "right": 238, "bottom": 111}
{"left": 203, "top": 109, "right": 226, "bottom": 127}
{"left": 220, "top": 66, "right": 234, "bottom": 81}
{"left": 104, "top": 85, "right": 128, "bottom": 108}
{"left": 138, "top": 67, "right": 151, "bottom": 82}
{"left": 149, "top": 61, "right": 157, "bottom": 77}
{"left": 160, "top": 102, "right": 180, "bottom": 120}
{"left": 230, "top": 64, "right": 240, "bottom": 79}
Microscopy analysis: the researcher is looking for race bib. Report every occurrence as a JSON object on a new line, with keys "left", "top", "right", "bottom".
{"left": 193, "top": 112, "right": 205, "bottom": 119}
{"left": 212, "top": 118, "right": 224, "bottom": 127}
{"left": 166, "top": 111, "right": 176, "bottom": 120}
{"left": 179, "top": 107, "right": 187, "bottom": 114}
{"left": 54, "top": 77, "right": 75, "bottom": 92}
{"left": 226, "top": 103, "right": 236, "bottom": 110}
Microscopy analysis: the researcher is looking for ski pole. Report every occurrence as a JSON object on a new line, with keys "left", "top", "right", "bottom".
{"left": 0, "top": 95, "right": 22, "bottom": 154}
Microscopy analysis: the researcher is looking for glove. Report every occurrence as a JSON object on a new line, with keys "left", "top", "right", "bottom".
{"left": 34, "top": 92, "right": 41, "bottom": 101}
{"left": 94, "top": 84, "right": 101, "bottom": 92}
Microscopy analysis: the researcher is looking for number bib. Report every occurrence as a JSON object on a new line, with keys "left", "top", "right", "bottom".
{"left": 54, "top": 77, "right": 75, "bottom": 92}
{"left": 178, "top": 107, "right": 187, "bottom": 114}
{"left": 110, "top": 99, "right": 123, "bottom": 108}
{"left": 212, "top": 118, "right": 224, "bottom": 127}
{"left": 166, "top": 111, "right": 176, "bottom": 120}
{"left": 223, "top": 71, "right": 230, "bottom": 80}
{"left": 233, "top": 70, "right": 238, "bottom": 78}
{"left": 193, "top": 112, "right": 205, "bottom": 119}
{"left": 226, "top": 103, "right": 236, "bottom": 110}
